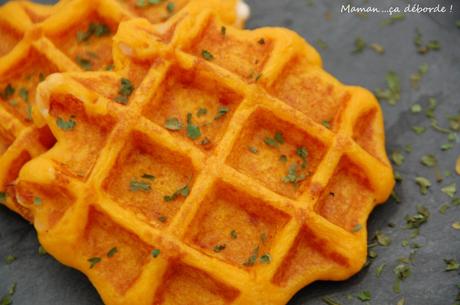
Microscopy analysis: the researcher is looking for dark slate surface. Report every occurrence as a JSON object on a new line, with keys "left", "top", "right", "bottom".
{"left": 1, "top": 0, "right": 459, "bottom": 304}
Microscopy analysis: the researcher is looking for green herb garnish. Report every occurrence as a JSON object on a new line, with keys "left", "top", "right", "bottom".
{"left": 164, "top": 117, "right": 182, "bottom": 130}
{"left": 441, "top": 183, "right": 456, "bottom": 198}
{"left": 415, "top": 176, "right": 431, "bottom": 195}
{"left": 230, "top": 230, "right": 237, "bottom": 239}
{"left": 214, "top": 106, "right": 229, "bottom": 120}
{"left": 444, "top": 259, "right": 459, "bottom": 271}
{"left": 164, "top": 184, "right": 190, "bottom": 202}
{"left": 356, "top": 291, "right": 371, "bottom": 302}
{"left": 375, "top": 71, "right": 400, "bottom": 105}
{"left": 166, "top": 2, "right": 175, "bottom": 13}
{"left": 88, "top": 257, "right": 101, "bottom": 269}
{"left": 75, "top": 56, "right": 92, "bottom": 70}
{"left": 352, "top": 223, "right": 362, "bottom": 232}
{"left": 129, "top": 180, "right": 151, "bottom": 192}
{"left": 107, "top": 247, "right": 118, "bottom": 258}
{"left": 151, "top": 248, "right": 160, "bottom": 258}
{"left": 33, "top": 197, "right": 42, "bottom": 206}
{"left": 4, "top": 255, "right": 16, "bottom": 264}
{"left": 115, "top": 78, "right": 134, "bottom": 104}
{"left": 393, "top": 263, "right": 411, "bottom": 293}
{"left": 296, "top": 146, "right": 308, "bottom": 168}
{"left": 186, "top": 113, "right": 201, "bottom": 140}
{"left": 77, "top": 23, "right": 110, "bottom": 42}
{"left": 196, "top": 107, "right": 208, "bottom": 117}
{"left": 0, "top": 192, "right": 6, "bottom": 204}
{"left": 352, "top": 37, "right": 367, "bottom": 54}
{"left": 56, "top": 116, "right": 76, "bottom": 131}
{"left": 259, "top": 253, "right": 272, "bottom": 264}
{"left": 0, "top": 84, "right": 15, "bottom": 100}
{"left": 201, "top": 50, "right": 214, "bottom": 61}
{"left": 283, "top": 164, "right": 306, "bottom": 185}
{"left": 213, "top": 244, "right": 226, "bottom": 253}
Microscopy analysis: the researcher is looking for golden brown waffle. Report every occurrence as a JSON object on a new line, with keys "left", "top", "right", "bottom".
{"left": 0, "top": 0, "right": 246, "bottom": 219}
{"left": 15, "top": 7, "right": 394, "bottom": 305}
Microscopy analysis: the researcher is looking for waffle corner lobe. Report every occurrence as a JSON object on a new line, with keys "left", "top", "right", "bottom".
{"left": 1, "top": 1, "right": 393, "bottom": 305}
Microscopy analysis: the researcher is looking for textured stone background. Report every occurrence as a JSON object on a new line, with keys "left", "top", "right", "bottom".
{"left": 0, "top": 0, "right": 459, "bottom": 304}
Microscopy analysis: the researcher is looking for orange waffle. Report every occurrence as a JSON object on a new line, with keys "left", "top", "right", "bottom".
{"left": 0, "top": 0, "right": 247, "bottom": 219}
{"left": 14, "top": 7, "right": 393, "bottom": 305}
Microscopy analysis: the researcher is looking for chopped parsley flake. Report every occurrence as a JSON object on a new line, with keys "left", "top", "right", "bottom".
{"left": 75, "top": 56, "right": 92, "bottom": 70}
{"left": 352, "top": 223, "right": 362, "bottom": 232}
{"left": 0, "top": 282, "right": 16, "bottom": 305}
{"left": 151, "top": 248, "right": 160, "bottom": 258}
{"left": 0, "top": 192, "right": 6, "bottom": 203}
{"left": 248, "top": 146, "right": 258, "bottom": 154}
{"left": 352, "top": 37, "right": 367, "bottom": 54}
{"left": 322, "top": 120, "right": 331, "bottom": 128}
{"left": 410, "top": 63, "right": 429, "bottom": 89}
{"left": 19, "top": 88, "right": 28, "bottom": 102}
{"left": 115, "top": 78, "right": 134, "bottom": 104}
{"left": 214, "top": 106, "right": 229, "bottom": 120}
{"left": 129, "top": 180, "right": 151, "bottom": 192}
{"left": 412, "top": 126, "right": 426, "bottom": 134}
{"left": 393, "top": 263, "right": 411, "bottom": 293}
{"left": 259, "top": 253, "right": 272, "bottom": 264}
{"left": 158, "top": 215, "right": 167, "bottom": 223}
{"left": 321, "top": 296, "right": 343, "bottom": 305}
{"left": 414, "top": 28, "right": 441, "bottom": 54}
{"left": 33, "top": 197, "right": 42, "bottom": 206}
{"left": 243, "top": 247, "right": 259, "bottom": 267}
{"left": 221, "top": 26, "right": 226, "bottom": 36}
{"left": 4, "top": 255, "right": 16, "bottom": 264}
{"left": 274, "top": 131, "right": 284, "bottom": 144}
{"left": 164, "top": 117, "right": 182, "bottom": 130}
{"left": 141, "top": 173, "right": 155, "bottom": 180}
{"left": 37, "top": 245, "right": 47, "bottom": 256}
{"left": 283, "top": 164, "right": 306, "bottom": 186}
{"left": 375, "top": 230, "right": 391, "bottom": 246}
{"left": 415, "top": 176, "right": 431, "bottom": 195}
{"left": 264, "top": 131, "right": 284, "bottom": 148}
{"left": 411, "top": 103, "right": 422, "bottom": 113}
{"left": 213, "top": 244, "right": 226, "bottom": 253}
{"left": 375, "top": 263, "right": 385, "bottom": 277}
{"left": 56, "top": 116, "right": 76, "bottom": 131}
{"left": 420, "top": 154, "right": 437, "bottom": 167}
{"left": 166, "top": 2, "right": 175, "bottom": 13}
{"left": 0, "top": 84, "right": 15, "bottom": 100}
{"left": 382, "top": 13, "right": 405, "bottom": 25}
{"left": 230, "top": 230, "right": 238, "bottom": 239}
{"left": 107, "top": 247, "right": 118, "bottom": 258}
{"left": 201, "top": 50, "right": 214, "bottom": 61}
{"left": 391, "top": 151, "right": 405, "bottom": 166}
{"left": 296, "top": 146, "right": 308, "bottom": 168}
{"left": 164, "top": 184, "right": 190, "bottom": 202}
{"left": 279, "top": 154, "right": 288, "bottom": 162}
{"left": 441, "top": 183, "right": 456, "bottom": 198}
{"left": 186, "top": 113, "right": 201, "bottom": 140}
{"left": 264, "top": 137, "right": 278, "bottom": 148}
{"left": 356, "top": 291, "right": 371, "bottom": 302}
{"left": 196, "top": 107, "right": 208, "bottom": 117}
{"left": 88, "top": 257, "right": 101, "bottom": 269}
{"left": 405, "top": 205, "right": 430, "bottom": 233}
{"left": 77, "top": 23, "right": 110, "bottom": 42}
{"left": 375, "top": 71, "right": 400, "bottom": 105}
{"left": 444, "top": 259, "right": 459, "bottom": 271}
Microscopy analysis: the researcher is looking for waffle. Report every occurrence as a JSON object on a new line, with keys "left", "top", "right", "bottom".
{"left": 14, "top": 5, "right": 394, "bottom": 304}
{"left": 0, "top": 0, "right": 247, "bottom": 220}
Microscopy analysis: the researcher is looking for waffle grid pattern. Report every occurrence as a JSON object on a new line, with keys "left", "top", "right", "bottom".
{"left": 14, "top": 8, "right": 394, "bottom": 305}
{"left": 0, "top": 0, "right": 242, "bottom": 219}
